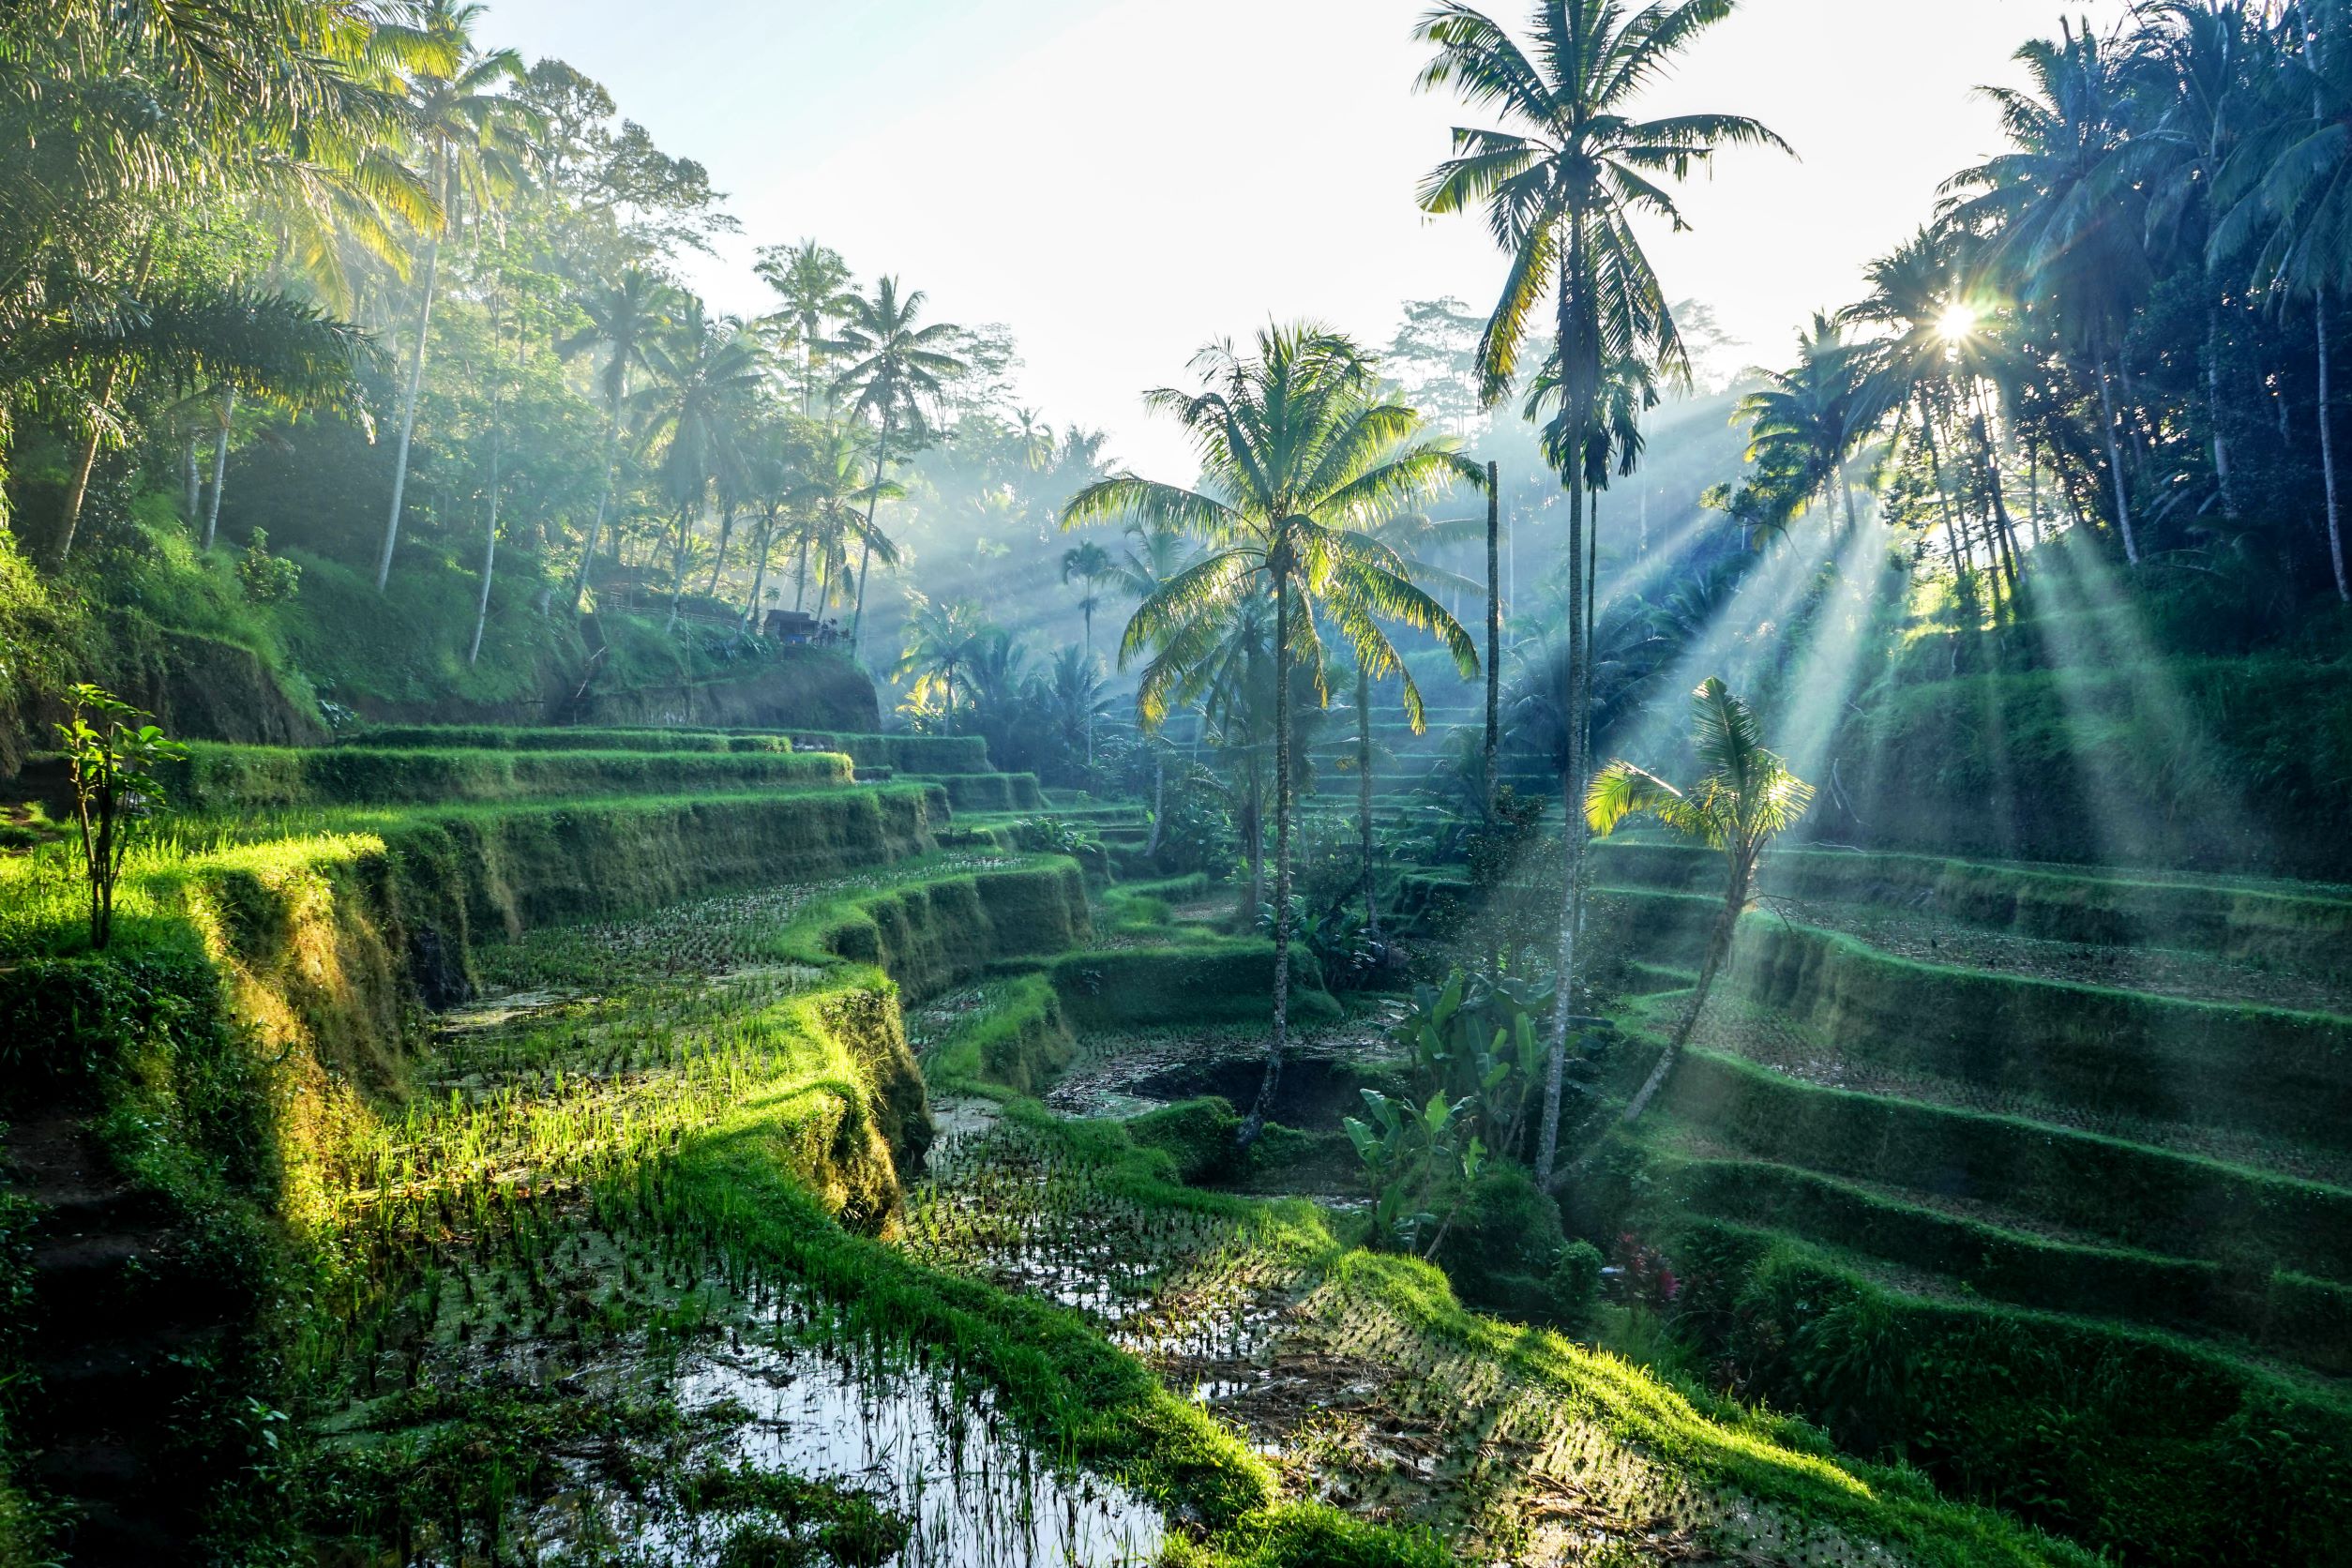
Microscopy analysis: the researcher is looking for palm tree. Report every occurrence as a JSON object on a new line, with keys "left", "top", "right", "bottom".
{"left": 1416, "top": 0, "right": 1787, "bottom": 1184}
{"left": 1059, "top": 539, "right": 1115, "bottom": 767}
{"left": 782, "top": 423, "right": 901, "bottom": 618}
{"left": 371, "top": 0, "right": 535, "bottom": 593}
{"left": 635, "top": 299, "right": 765, "bottom": 630}
{"left": 825, "top": 278, "right": 967, "bottom": 656}
{"left": 1060, "top": 539, "right": 1113, "bottom": 653}
{"left": 2212, "top": 2, "right": 2352, "bottom": 602}
{"left": 1111, "top": 522, "right": 1195, "bottom": 853}
{"left": 755, "top": 238, "right": 854, "bottom": 415}
{"left": 1587, "top": 678, "right": 1814, "bottom": 1125}
{"left": 560, "top": 268, "right": 672, "bottom": 612}
{"left": 1065, "top": 325, "right": 1475, "bottom": 1144}
{"left": 1946, "top": 20, "right": 2154, "bottom": 566}
{"left": 1737, "top": 311, "right": 1871, "bottom": 532}
{"left": 1845, "top": 226, "right": 1994, "bottom": 614}
{"left": 895, "top": 594, "right": 991, "bottom": 735}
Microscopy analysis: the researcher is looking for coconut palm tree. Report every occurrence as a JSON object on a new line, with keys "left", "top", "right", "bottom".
{"left": 560, "top": 267, "right": 672, "bottom": 612}
{"left": 755, "top": 238, "right": 854, "bottom": 415}
{"left": 1110, "top": 522, "right": 1195, "bottom": 852}
{"left": 1737, "top": 311, "right": 1871, "bottom": 532}
{"left": 1945, "top": 20, "right": 2154, "bottom": 566}
{"left": 1587, "top": 677, "right": 1814, "bottom": 1124}
{"left": 24, "top": 279, "right": 375, "bottom": 564}
{"left": 895, "top": 593, "right": 991, "bottom": 735}
{"left": 1065, "top": 324, "right": 1476, "bottom": 1144}
{"left": 786, "top": 423, "right": 901, "bottom": 618}
{"left": 635, "top": 299, "right": 765, "bottom": 630}
{"left": 2212, "top": 0, "right": 2352, "bottom": 602}
{"left": 1415, "top": 0, "right": 1787, "bottom": 1184}
{"left": 371, "top": 0, "right": 535, "bottom": 593}
{"left": 825, "top": 278, "right": 967, "bottom": 656}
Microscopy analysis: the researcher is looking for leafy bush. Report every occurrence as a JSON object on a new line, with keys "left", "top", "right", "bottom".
{"left": 1548, "top": 1239, "right": 1605, "bottom": 1322}
{"left": 234, "top": 529, "right": 301, "bottom": 604}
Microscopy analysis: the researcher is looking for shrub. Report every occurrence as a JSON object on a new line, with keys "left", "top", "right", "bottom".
{"left": 234, "top": 529, "right": 302, "bottom": 605}
{"left": 1547, "top": 1239, "right": 1605, "bottom": 1323}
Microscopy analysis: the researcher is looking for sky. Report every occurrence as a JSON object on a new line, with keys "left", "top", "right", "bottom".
{"left": 481, "top": 0, "right": 2135, "bottom": 479}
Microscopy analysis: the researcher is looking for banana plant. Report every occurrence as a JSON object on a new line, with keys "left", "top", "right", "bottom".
{"left": 1343, "top": 1087, "right": 1485, "bottom": 1259}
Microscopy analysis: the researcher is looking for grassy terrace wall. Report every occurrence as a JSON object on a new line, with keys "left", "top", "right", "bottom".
{"left": 1660, "top": 1049, "right": 2352, "bottom": 1281}
{"left": 1046, "top": 942, "right": 1342, "bottom": 1031}
{"left": 160, "top": 741, "right": 852, "bottom": 809}
{"left": 772, "top": 731, "right": 994, "bottom": 775}
{"left": 1591, "top": 840, "right": 2352, "bottom": 965}
{"left": 347, "top": 724, "right": 786, "bottom": 753}
{"left": 1722, "top": 919, "right": 2352, "bottom": 1149}
{"left": 1650, "top": 1152, "right": 2352, "bottom": 1373}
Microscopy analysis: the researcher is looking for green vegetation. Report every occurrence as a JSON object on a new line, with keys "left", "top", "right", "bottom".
{"left": 8, "top": 0, "right": 2352, "bottom": 1563}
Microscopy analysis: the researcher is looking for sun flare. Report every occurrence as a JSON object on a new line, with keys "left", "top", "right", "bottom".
{"left": 1937, "top": 301, "right": 1981, "bottom": 342}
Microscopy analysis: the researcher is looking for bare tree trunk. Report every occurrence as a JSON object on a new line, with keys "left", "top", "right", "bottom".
{"left": 1536, "top": 470, "right": 1587, "bottom": 1186}
{"left": 1535, "top": 223, "right": 1592, "bottom": 1188}
{"left": 2319, "top": 293, "right": 2348, "bottom": 602}
{"left": 1244, "top": 562, "right": 1293, "bottom": 1147}
{"left": 2209, "top": 305, "right": 2239, "bottom": 520}
{"left": 1621, "top": 866, "right": 1748, "bottom": 1125}
{"left": 1357, "top": 655, "right": 1378, "bottom": 936}
{"left": 703, "top": 505, "right": 736, "bottom": 598}
{"left": 1146, "top": 748, "right": 1165, "bottom": 857}
{"left": 377, "top": 225, "right": 443, "bottom": 593}
{"left": 851, "top": 421, "right": 892, "bottom": 660}
{"left": 741, "top": 506, "right": 778, "bottom": 635}
{"left": 2094, "top": 355, "right": 2141, "bottom": 565}
{"left": 663, "top": 502, "right": 693, "bottom": 631}
{"left": 183, "top": 434, "right": 201, "bottom": 525}
{"left": 203, "top": 387, "right": 235, "bottom": 552}
{"left": 1484, "top": 460, "right": 1500, "bottom": 816}
{"left": 53, "top": 235, "right": 157, "bottom": 565}
{"left": 468, "top": 420, "right": 503, "bottom": 667}
{"left": 571, "top": 385, "right": 624, "bottom": 615}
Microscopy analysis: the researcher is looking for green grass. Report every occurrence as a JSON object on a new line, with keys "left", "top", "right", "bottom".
{"left": 1718, "top": 915, "right": 2352, "bottom": 1149}
{"left": 1643, "top": 1145, "right": 2352, "bottom": 1373}
{"left": 160, "top": 740, "right": 852, "bottom": 809}
{"left": 1660, "top": 1048, "right": 2352, "bottom": 1282}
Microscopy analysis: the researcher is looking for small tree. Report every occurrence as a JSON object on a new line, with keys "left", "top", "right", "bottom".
{"left": 54, "top": 686, "right": 188, "bottom": 950}
{"left": 1587, "top": 678, "right": 1812, "bottom": 1124}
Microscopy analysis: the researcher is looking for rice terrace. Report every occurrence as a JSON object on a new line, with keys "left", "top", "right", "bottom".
{"left": 3, "top": 1, "right": 2350, "bottom": 1564}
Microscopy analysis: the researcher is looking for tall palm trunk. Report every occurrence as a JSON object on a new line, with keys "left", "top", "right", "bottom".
{"left": 1620, "top": 855, "right": 1751, "bottom": 1124}
{"left": 1146, "top": 747, "right": 1166, "bottom": 857}
{"left": 2093, "top": 354, "right": 2141, "bottom": 565}
{"left": 202, "top": 387, "right": 235, "bottom": 551}
{"left": 571, "top": 382, "right": 626, "bottom": 615}
{"left": 2318, "top": 292, "right": 2348, "bottom": 603}
{"left": 741, "top": 506, "right": 778, "bottom": 635}
{"left": 377, "top": 210, "right": 445, "bottom": 594}
{"left": 1484, "top": 460, "right": 1500, "bottom": 816}
{"left": 1357, "top": 656, "right": 1378, "bottom": 935}
{"left": 703, "top": 506, "right": 736, "bottom": 598}
{"left": 662, "top": 501, "right": 693, "bottom": 631}
{"left": 1535, "top": 221, "right": 1591, "bottom": 1189}
{"left": 468, "top": 416, "right": 503, "bottom": 667}
{"left": 793, "top": 528, "right": 812, "bottom": 613}
{"left": 54, "top": 234, "right": 157, "bottom": 565}
{"left": 2208, "top": 305, "right": 2240, "bottom": 520}
{"left": 851, "top": 419, "right": 892, "bottom": 660}
{"left": 1244, "top": 562, "right": 1294, "bottom": 1146}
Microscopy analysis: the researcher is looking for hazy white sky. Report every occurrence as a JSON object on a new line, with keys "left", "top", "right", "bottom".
{"left": 483, "top": 0, "right": 2133, "bottom": 477}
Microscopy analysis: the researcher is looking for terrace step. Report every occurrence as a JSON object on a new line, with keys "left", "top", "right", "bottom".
{"left": 1658, "top": 1048, "right": 2352, "bottom": 1287}
{"left": 5, "top": 1114, "right": 243, "bottom": 1560}
{"left": 1646, "top": 1142, "right": 2352, "bottom": 1375}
